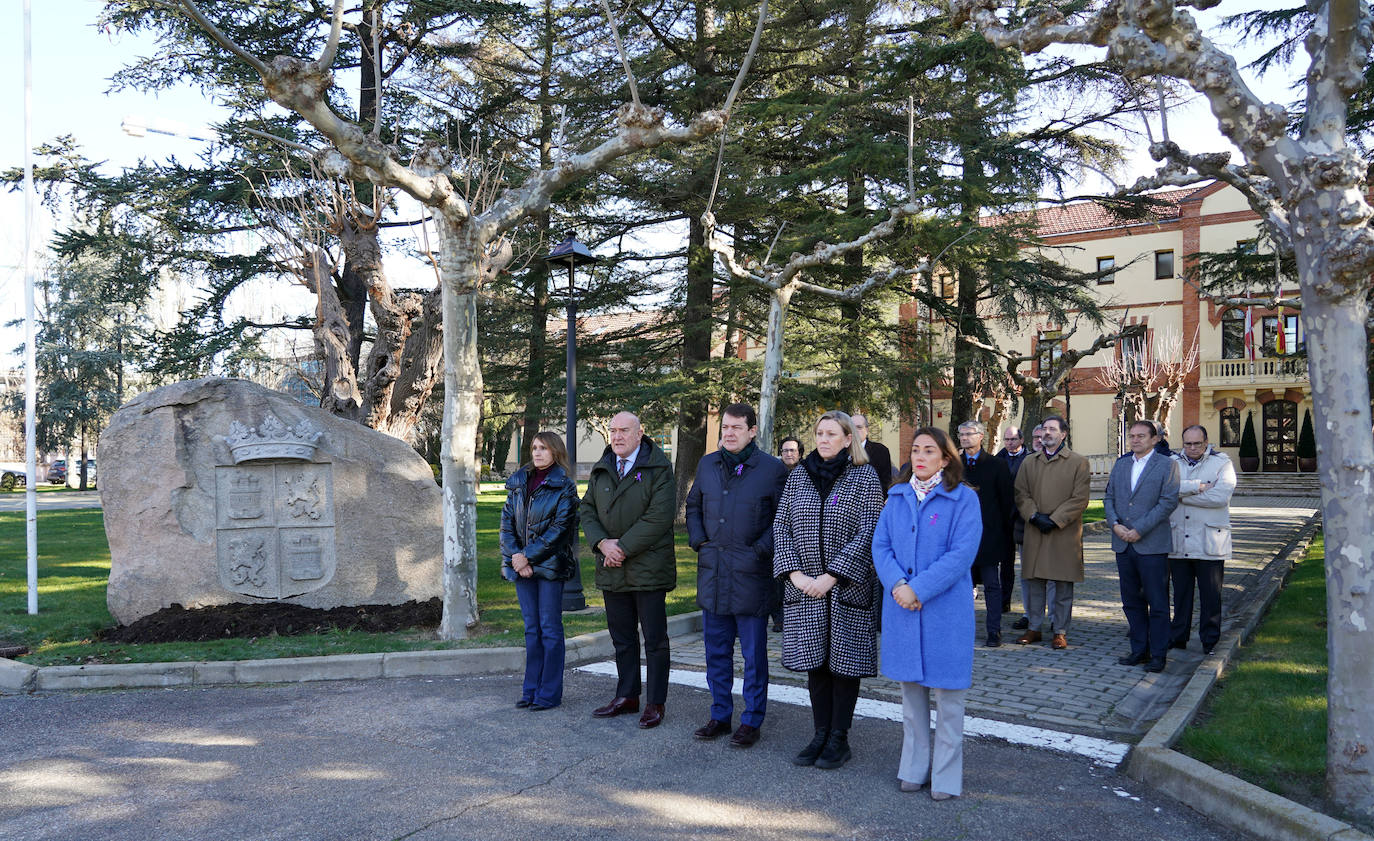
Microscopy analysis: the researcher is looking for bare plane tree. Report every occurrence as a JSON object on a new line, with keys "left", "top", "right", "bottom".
{"left": 964, "top": 319, "right": 1146, "bottom": 433}
{"left": 703, "top": 204, "right": 927, "bottom": 447}
{"left": 953, "top": 0, "right": 1374, "bottom": 816}
{"left": 1094, "top": 325, "right": 1200, "bottom": 435}
{"left": 173, "top": 0, "right": 732, "bottom": 638}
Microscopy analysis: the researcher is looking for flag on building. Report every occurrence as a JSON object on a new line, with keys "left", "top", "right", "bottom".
{"left": 1275, "top": 307, "right": 1287, "bottom": 355}
{"left": 1243, "top": 307, "right": 1255, "bottom": 360}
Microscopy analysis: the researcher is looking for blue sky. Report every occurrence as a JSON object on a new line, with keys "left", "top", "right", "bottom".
{"left": 1, "top": 2, "right": 230, "bottom": 362}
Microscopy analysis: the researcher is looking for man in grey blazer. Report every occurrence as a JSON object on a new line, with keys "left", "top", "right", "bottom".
{"left": 1103, "top": 420, "right": 1180, "bottom": 673}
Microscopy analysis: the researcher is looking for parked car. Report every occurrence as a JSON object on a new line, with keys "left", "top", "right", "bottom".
{"left": 0, "top": 462, "right": 30, "bottom": 491}
{"left": 47, "top": 460, "right": 67, "bottom": 484}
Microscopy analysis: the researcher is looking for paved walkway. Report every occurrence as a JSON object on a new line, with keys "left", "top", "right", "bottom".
{"left": 671, "top": 499, "right": 1319, "bottom": 740}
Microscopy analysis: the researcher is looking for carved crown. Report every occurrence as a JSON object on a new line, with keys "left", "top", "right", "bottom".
{"left": 222, "top": 413, "right": 323, "bottom": 464}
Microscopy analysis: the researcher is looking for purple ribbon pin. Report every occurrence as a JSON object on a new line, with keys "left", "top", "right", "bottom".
{"left": 930, "top": 513, "right": 939, "bottom": 525}
{"left": 634, "top": 471, "right": 642, "bottom": 482}
{"left": 830, "top": 493, "right": 839, "bottom": 506}
{"left": 734, "top": 464, "right": 744, "bottom": 476}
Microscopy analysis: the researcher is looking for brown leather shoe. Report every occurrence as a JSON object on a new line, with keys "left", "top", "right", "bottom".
{"left": 693, "top": 719, "right": 731, "bottom": 740}
{"left": 1052, "top": 633, "right": 1068, "bottom": 650}
{"left": 729, "top": 724, "right": 760, "bottom": 748}
{"left": 1015, "top": 630, "right": 1042, "bottom": 645}
{"left": 638, "top": 703, "right": 665, "bottom": 729}
{"left": 593, "top": 696, "right": 640, "bottom": 718}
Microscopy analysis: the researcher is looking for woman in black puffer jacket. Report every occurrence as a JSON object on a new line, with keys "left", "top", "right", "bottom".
{"left": 500, "top": 431, "right": 579, "bottom": 710}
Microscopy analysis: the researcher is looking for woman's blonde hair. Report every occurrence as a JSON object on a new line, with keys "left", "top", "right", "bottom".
{"left": 815, "top": 410, "right": 869, "bottom": 465}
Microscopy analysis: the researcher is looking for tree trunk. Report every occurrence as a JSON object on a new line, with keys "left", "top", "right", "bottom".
{"left": 675, "top": 212, "right": 714, "bottom": 520}
{"left": 1019, "top": 382, "right": 1047, "bottom": 433}
{"left": 436, "top": 221, "right": 483, "bottom": 639}
{"left": 377, "top": 288, "right": 443, "bottom": 442}
{"left": 672, "top": 3, "right": 719, "bottom": 521}
{"left": 950, "top": 262, "right": 979, "bottom": 434}
{"left": 1294, "top": 225, "right": 1374, "bottom": 817}
{"left": 312, "top": 254, "right": 364, "bottom": 421}
{"left": 756, "top": 284, "right": 793, "bottom": 451}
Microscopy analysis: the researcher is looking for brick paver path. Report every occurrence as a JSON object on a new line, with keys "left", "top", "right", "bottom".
{"left": 670, "top": 499, "right": 1318, "bottom": 739}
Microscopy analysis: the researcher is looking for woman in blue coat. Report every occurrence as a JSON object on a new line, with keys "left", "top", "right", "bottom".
{"left": 873, "top": 426, "right": 982, "bottom": 800}
{"left": 500, "top": 431, "right": 579, "bottom": 710}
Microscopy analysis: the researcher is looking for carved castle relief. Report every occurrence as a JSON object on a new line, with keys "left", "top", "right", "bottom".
{"left": 214, "top": 413, "right": 336, "bottom": 599}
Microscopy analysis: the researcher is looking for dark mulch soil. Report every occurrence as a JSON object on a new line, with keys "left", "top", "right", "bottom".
{"left": 98, "top": 598, "right": 443, "bottom": 644}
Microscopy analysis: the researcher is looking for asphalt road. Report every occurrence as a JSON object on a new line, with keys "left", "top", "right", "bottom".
{"left": 0, "top": 671, "right": 1246, "bottom": 841}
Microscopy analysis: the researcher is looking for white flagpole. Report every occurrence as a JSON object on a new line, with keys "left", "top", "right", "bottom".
{"left": 23, "top": 0, "right": 39, "bottom": 615}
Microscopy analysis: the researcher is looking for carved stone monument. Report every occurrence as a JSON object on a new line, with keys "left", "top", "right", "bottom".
{"left": 99, "top": 378, "right": 443, "bottom": 625}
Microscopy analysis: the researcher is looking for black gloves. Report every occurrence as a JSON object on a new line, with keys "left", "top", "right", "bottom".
{"left": 1030, "top": 512, "right": 1057, "bottom": 533}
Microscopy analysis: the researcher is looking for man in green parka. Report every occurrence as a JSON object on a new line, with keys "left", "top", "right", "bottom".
{"left": 581, "top": 411, "right": 677, "bottom": 729}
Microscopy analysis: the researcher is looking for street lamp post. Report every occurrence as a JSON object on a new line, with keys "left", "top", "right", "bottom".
{"left": 544, "top": 234, "right": 598, "bottom": 612}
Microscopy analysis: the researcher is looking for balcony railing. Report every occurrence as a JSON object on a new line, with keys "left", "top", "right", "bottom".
{"left": 1200, "top": 356, "right": 1308, "bottom": 383}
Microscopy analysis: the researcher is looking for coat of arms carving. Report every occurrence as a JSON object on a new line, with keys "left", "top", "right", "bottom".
{"left": 215, "top": 415, "right": 335, "bottom": 599}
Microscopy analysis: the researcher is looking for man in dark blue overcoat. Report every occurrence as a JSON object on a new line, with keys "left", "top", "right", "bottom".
{"left": 685, "top": 403, "right": 789, "bottom": 747}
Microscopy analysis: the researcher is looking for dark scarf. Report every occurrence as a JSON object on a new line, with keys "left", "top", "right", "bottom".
{"left": 527, "top": 465, "right": 553, "bottom": 497}
{"left": 720, "top": 441, "right": 758, "bottom": 474}
{"left": 802, "top": 449, "right": 850, "bottom": 501}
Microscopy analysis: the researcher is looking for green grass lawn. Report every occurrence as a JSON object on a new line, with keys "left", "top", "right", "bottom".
{"left": 1083, "top": 500, "right": 1104, "bottom": 523}
{"left": 1, "top": 491, "right": 701, "bottom": 666}
{"left": 1176, "top": 533, "right": 1327, "bottom": 809}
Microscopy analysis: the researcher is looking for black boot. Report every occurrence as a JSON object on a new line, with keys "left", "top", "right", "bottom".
{"left": 793, "top": 728, "right": 830, "bottom": 766}
{"left": 814, "top": 729, "right": 852, "bottom": 769}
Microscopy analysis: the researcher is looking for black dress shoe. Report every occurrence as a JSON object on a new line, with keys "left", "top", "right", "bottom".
{"left": 1145, "top": 656, "right": 1167, "bottom": 673}
{"left": 516, "top": 699, "right": 533, "bottom": 708}
{"left": 793, "top": 728, "right": 830, "bottom": 766}
{"left": 1012, "top": 616, "right": 1030, "bottom": 630}
{"left": 729, "top": 724, "right": 760, "bottom": 748}
{"left": 638, "top": 703, "right": 665, "bottom": 729}
{"left": 529, "top": 702, "right": 557, "bottom": 711}
{"left": 985, "top": 634, "right": 1002, "bottom": 648}
{"left": 1168, "top": 640, "right": 1187, "bottom": 650}
{"left": 814, "top": 729, "right": 852, "bottom": 770}
{"left": 1203, "top": 645, "right": 1216, "bottom": 655}
{"left": 693, "top": 719, "right": 731, "bottom": 740}
{"left": 1117, "top": 652, "right": 1149, "bottom": 666}
{"left": 593, "top": 696, "right": 640, "bottom": 718}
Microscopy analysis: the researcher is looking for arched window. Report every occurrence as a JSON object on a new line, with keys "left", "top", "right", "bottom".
{"left": 1219, "top": 407, "right": 1241, "bottom": 447}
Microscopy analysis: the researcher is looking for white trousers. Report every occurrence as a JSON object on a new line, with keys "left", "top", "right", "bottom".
{"left": 898, "top": 682, "right": 967, "bottom": 796}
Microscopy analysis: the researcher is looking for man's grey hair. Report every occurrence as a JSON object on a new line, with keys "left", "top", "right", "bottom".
{"left": 958, "top": 420, "right": 986, "bottom": 436}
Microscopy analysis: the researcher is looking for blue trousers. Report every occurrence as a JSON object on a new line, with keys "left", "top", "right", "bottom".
{"left": 1116, "top": 545, "right": 1170, "bottom": 659}
{"left": 703, "top": 610, "right": 769, "bottom": 728}
{"left": 515, "top": 577, "right": 566, "bottom": 706}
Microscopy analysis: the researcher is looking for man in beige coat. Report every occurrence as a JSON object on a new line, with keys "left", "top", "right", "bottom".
{"left": 1013, "top": 415, "right": 1091, "bottom": 650}
{"left": 1168, "top": 424, "right": 1236, "bottom": 655}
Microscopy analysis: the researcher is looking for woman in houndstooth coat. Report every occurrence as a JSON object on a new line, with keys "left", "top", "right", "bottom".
{"left": 773, "top": 410, "right": 886, "bottom": 770}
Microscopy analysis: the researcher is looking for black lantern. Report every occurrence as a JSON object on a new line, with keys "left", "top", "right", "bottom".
{"left": 544, "top": 233, "right": 599, "bottom": 612}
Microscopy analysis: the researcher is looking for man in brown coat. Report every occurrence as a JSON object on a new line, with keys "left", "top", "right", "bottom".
{"left": 1012, "top": 415, "right": 1091, "bottom": 650}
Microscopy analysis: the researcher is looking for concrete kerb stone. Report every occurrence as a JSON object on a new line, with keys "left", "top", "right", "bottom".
{"left": 1125, "top": 514, "right": 1373, "bottom": 841}
{"left": 0, "top": 658, "right": 37, "bottom": 692}
{"left": 0, "top": 609, "right": 706, "bottom": 694}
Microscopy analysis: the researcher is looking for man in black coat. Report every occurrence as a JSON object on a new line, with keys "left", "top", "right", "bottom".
{"left": 958, "top": 421, "right": 1015, "bottom": 647}
{"left": 995, "top": 425, "right": 1031, "bottom": 614}
{"left": 686, "top": 403, "right": 790, "bottom": 748}
{"left": 852, "top": 414, "right": 893, "bottom": 488}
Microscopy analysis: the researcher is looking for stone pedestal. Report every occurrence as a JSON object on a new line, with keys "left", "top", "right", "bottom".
{"left": 100, "top": 378, "right": 443, "bottom": 626}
